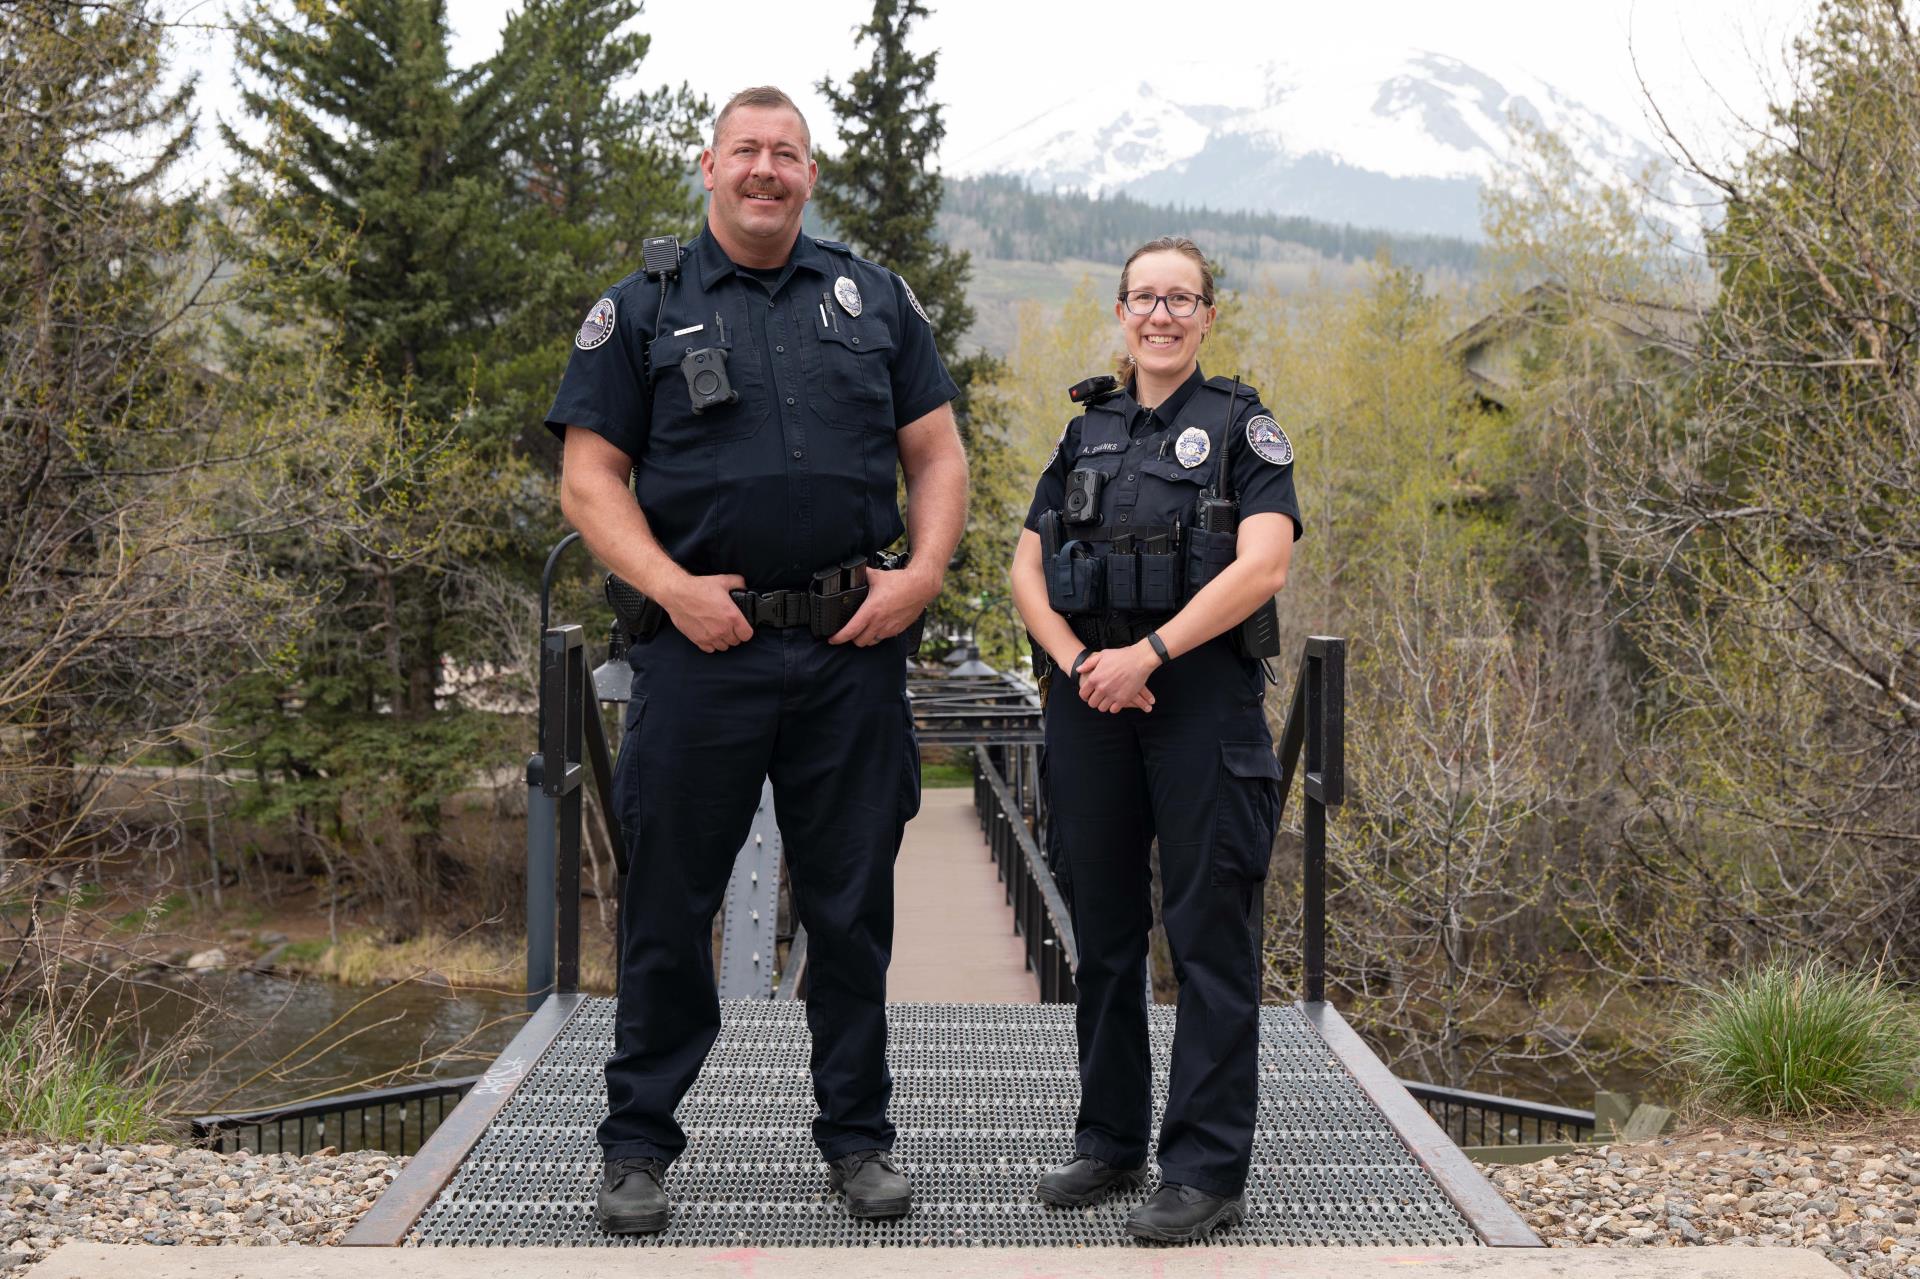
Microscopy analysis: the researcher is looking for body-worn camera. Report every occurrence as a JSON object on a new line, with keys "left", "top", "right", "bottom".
{"left": 1062, "top": 467, "right": 1105, "bottom": 525}
{"left": 681, "top": 347, "right": 736, "bottom": 413}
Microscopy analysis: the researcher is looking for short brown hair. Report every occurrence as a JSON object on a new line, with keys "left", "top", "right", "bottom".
{"left": 1118, "top": 235, "right": 1217, "bottom": 306}
{"left": 712, "top": 86, "right": 812, "bottom": 152}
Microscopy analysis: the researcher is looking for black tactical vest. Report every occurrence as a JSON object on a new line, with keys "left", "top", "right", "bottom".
{"left": 1040, "top": 376, "right": 1256, "bottom": 623}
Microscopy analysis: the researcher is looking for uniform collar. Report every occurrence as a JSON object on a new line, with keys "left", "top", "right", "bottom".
{"left": 1130, "top": 365, "right": 1205, "bottom": 434}
{"left": 692, "top": 226, "right": 835, "bottom": 291}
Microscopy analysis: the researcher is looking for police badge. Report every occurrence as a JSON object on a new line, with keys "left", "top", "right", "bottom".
{"left": 1174, "top": 426, "right": 1211, "bottom": 469}
{"left": 833, "top": 276, "right": 863, "bottom": 317}
{"left": 1246, "top": 414, "right": 1294, "bottom": 466}
{"left": 575, "top": 296, "right": 616, "bottom": 351}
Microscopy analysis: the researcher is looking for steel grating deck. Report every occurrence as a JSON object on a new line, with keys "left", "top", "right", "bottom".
{"left": 404, "top": 999, "right": 1480, "bottom": 1248}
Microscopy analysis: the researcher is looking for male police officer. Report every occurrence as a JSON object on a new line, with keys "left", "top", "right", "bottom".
{"left": 548, "top": 86, "right": 968, "bottom": 1233}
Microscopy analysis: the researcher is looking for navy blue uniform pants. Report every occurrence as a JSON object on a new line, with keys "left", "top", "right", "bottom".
{"left": 602, "top": 624, "right": 919, "bottom": 1164}
{"left": 1043, "top": 638, "right": 1280, "bottom": 1198}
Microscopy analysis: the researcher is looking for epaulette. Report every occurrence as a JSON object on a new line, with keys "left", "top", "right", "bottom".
{"left": 1203, "top": 375, "right": 1259, "bottom": 400}
{"left": 813, "top": 237, "right": 852, "bottom": 254}
{"left": 1067, "top": 374, "right": 1122, "bottom": 405}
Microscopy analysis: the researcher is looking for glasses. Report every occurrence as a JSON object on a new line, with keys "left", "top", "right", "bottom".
{"left": 1120, "top": 289, "right": 1206, "bottom": 318}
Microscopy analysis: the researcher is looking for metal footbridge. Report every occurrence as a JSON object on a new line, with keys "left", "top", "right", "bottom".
{"left": 337, "top": 551, "right": 1540, "bottom": 1251}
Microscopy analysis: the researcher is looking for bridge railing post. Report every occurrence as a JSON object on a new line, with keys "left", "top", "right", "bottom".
{"left": 1276, "top": 637, "right": 1346, "bottom": 1006}
{"left": 529, "top": 623, "right": 586, "bottom": 1009}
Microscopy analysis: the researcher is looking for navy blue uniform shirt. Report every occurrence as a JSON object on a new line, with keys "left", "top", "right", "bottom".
{"left": 546, "top": 229, "right": 959, "bottom": 591}
{"left": 1024, "top": 366, "right": 1304, "bottom": 538}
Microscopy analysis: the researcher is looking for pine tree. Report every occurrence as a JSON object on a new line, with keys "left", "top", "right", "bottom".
{"left": 483, "top": 0, "right": 707, "bottom": 461}
{"left": 815, "top": 0, "right": 1007, "bottom": 643}
{"left": 223, "top": 0, "right": 508, "bottom": 420}
{"left": 815, "top": 0, "right": 977, "bottom": 392}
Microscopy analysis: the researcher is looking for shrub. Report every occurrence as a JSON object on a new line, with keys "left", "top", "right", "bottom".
{"left": 1675, "top": 959, "right": 1918, "bottom": 1119}
{"left": 0, "top": 1011, "right": 172, "bottom": 1144}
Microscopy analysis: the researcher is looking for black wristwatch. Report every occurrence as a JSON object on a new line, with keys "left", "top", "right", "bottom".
{"left": 1145, "top": 632, "right": 1171, "bottom": 665}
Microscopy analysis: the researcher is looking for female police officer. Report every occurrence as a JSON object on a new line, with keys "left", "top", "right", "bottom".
{"left": 1009, "top": 236, "right": 1301, "bottom": 1243}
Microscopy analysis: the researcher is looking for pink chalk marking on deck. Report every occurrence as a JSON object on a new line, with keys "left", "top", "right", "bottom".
{"left": 705, "top": 1246, "right": 770, "bottom": 1278}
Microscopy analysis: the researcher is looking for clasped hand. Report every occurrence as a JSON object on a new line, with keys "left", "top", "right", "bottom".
{"left": 1075, "top": 643, "right": 1158, "bottom": 714}
{"left": 829, "top": 566, "right": 934, "bottom": 647}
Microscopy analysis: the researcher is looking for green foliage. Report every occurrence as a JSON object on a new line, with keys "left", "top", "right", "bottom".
{"left": 919, "top": 757, "right": 973, "bottom": 789}
{"left": 482, "top": 0, "right": 707, "bottom": 460}
{"left": 215, "top": 0, "right": 706, "bottom": 930}
{"left": 222, "top": 658, "right": 519, "bottom": 929}
{"left": 945, "top": 173, "right": 1484, "bottom": 276}
{"left": 224, "top": 0, "right": 508, "bottom": 420}
{"left": 277, "top": 939, "right": 331, "bottom": 966}
{"left": 963, "top": 277, "right": 1115, "bottom": 667}
{"left": 0, "top": 1011, "right": 171, "bottom": 1143}
{"left": 815, "top": 0, "right": 975, "bottom": 371}
{"left": 1676, "top": 960, "right": 1918, "bottom": 1118}
{"left": 814, "top": 0, "right": 1006, "bottom": 639}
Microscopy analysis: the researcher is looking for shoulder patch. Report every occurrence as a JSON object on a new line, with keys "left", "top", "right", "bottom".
{"left": 901, "top": 276, "right": 931, "bottom": 326}
{"left": 575, "top": 296, "right": 616, "bottom": 351}
{"left": 1045, "top": 424, "right": 1066, "bottom": 469}
{"left": 1245, "top": 414, "right": 1294, "bottom": 466}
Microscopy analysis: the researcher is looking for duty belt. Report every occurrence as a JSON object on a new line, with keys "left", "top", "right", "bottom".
{"left": 731, "top": 556, "right": 871, "bottom": 637}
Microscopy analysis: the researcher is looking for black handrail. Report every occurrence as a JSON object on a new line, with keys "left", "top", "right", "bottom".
{"left": 190, "top": 1077, "right": 478, "bottom": 1157}
{"left": 1275, "top": 637, "right": 1346, "bottom": 1004}
{"left": 1401, "top": 1081, "right": 1597, "bottom": 1147}
{"left": 527, "top": 536, "right": 624, "bottom": 1010}
{"left": 972, "top": 744, "right": 1077, "bottom": 1001}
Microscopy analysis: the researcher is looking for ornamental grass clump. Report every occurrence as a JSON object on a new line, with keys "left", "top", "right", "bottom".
{"left": 0, "top": 1010, "right": 172, "bottom": 1144}
{"left": 1675, "top": 959, "right": 1918, "bottom": 1119}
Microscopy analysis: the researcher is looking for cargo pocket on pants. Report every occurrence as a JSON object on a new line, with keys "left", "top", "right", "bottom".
{"left": 1038, "top": 746, "right": 1072, "bottom": 905}
{"left": 1209, "top": 740, "right": 1281, "bottom": 886}
{"left": 896, "top": 696, "right": 922, "bottom": 830}
{"left": 612, "top": 693, "right": 649, "bottom": 872}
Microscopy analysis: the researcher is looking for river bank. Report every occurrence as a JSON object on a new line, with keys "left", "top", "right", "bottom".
{"left": 5, "top": 1124, "right": 1919, "bottom": 1273}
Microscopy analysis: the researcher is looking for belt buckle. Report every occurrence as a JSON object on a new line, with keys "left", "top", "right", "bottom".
{"left": 731, "top": 588, "right": 772, "bottom": 628}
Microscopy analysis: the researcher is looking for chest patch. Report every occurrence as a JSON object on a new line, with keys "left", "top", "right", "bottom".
{"left": 834, "top": 275, "right": 863, "bottom": 317}
{"left": 575, "top": 296, "right": 616, "bottom": 351}
{"left": 1174, "top": 426, "right": 1211, "bottom": 469}
{"left": 1246, "top": 414, "right": 1294, "bottom": 466}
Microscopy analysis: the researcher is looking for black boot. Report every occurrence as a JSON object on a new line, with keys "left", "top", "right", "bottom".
{"left": 1035, "top": 1155, "right": 1146, "bottom": 1207}
{"left": 595, "top": 1156, "right": 669, "bottom": 1234}
{"left": 1125, "top": 1182, "right": 1244, "bottom": 1243}
{"left": 826, "top": 1149, "right": 912, "bottom": 1219}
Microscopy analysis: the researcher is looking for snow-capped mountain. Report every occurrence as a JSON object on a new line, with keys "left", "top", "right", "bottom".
{"left": 950, "top": 50, "right": 1708, "bottom": 241}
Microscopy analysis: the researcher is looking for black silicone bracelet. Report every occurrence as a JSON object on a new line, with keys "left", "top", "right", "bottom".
{"left": 1069, "top": 648, "right": 1092, "bottom": 677}
{"left": 1146, "top": 632, "right": 1171, "bottom": 665}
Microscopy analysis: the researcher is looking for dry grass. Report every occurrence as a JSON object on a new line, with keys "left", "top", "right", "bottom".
{"left": 306, "top": 927, "right": 617, "bottom": 995}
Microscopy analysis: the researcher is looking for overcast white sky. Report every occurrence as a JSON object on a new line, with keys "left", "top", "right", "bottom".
{"left": 172, "top": 0, "right": 1819, "bottom": 184}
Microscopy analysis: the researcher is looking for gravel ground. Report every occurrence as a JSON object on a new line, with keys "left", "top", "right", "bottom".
{"left": 0, "top": 1140, "right": 403, "bottom": 1272}
{"left": 1482, "top": 1129, "right": 1920, "bottom": 1278}
{"left": 6, "top": 1130, "right": 1918, "bottom": 1274}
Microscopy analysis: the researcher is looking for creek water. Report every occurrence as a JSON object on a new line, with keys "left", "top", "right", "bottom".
{"left": 107, "top": 971, "right": 1645, "bottom": 1121}
{"left": 103, "top": 970, "right": 528, "bottom": 1116}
